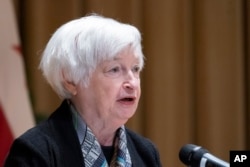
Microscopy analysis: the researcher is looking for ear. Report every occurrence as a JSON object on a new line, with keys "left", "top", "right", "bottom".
{"left": 62, "top": 72, "right": 77, "bottom": 96}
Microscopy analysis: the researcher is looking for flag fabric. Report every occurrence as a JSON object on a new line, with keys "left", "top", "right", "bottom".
{"left": 0, "top": 0, "right": 35, "bottom": 165}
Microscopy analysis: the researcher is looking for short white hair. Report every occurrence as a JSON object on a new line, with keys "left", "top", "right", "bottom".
{"left": 39, "top": 14, "right": 144, "bottom": 99}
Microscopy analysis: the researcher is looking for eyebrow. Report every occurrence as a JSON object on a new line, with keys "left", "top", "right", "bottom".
{"left": 112, "top": 55, "right": 140, "bottom": 62}
{"left": 113, "top": 56, "right": 121, "bottom": 61}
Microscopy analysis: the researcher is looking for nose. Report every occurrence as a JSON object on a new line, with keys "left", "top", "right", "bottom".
{"left": 123, "top": 82, "right": 135, "bottom": 90}
{"left": 123, "top": 71, "right": 139, "bottom": 90}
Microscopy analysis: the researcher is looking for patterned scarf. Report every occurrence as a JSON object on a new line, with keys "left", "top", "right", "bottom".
{"left": 71, "top": 104, "right": 132, "bottom": 167}
{"left": 82, "top": 126, "right": 131, "bottom": 167}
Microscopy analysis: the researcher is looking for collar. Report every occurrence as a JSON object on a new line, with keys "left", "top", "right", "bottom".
{"left": 70, "top": 103, "right": 87, "bottom": 145}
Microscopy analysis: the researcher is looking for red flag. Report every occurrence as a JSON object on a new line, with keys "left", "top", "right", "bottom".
{"left": 0, "top": 0, "right": 35, "bottom": 165}
{"left": 0, "top": 104, "right": 13, "bottom": 165}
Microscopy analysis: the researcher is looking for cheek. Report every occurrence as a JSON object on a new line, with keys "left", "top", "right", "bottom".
{"left": 137, "top": 88, "right": 141, "bottom": 101}
{"left": 99, "top": 81, "right": 120, "bottom": 97}
{"left": 137, "top": 79, "right": 141, "bottom": 94}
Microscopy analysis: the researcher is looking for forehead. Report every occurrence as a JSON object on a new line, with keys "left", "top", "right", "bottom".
{"left": 101, "top": 56, "right": 140, "bottom": 68}
{"left": 97, "top": 47, "right": 144, "bottom": 68}
{"left": 98, "top": 54, "right": 140, "bottom": 70}
{"left": 111, "top": 48, "right": 140, "bottom": 61}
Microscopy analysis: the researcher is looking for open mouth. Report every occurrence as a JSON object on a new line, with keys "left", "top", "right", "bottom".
{"left": 121, "top": 98, "right": 134, "bottom": 101}
{"left": 118, "top": 97, "right": 135, "bottom": 103}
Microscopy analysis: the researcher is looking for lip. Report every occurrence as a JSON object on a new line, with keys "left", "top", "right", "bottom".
{"left": 117, "top": 96, "right": 136, "bottom": 105}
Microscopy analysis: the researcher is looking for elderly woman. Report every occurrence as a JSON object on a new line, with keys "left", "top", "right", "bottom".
{"left": 4, "top": 14, "right": 162, "bottom": 167}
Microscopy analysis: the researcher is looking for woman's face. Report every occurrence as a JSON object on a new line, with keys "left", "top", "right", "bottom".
{"left": 77, "top": 48, "right": 142, "bottom": 125}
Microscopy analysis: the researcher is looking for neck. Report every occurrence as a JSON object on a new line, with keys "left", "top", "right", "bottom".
{"left": 80, "top": 111, "right": 119, "bottom": 146}
{"left": 69, "top": 99, "right": 124, "bottom": 146}
{"left": 93, "top": 126, "right": 117, "bottom": 146}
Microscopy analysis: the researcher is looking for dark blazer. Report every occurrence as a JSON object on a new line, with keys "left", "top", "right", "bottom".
{"left": 4, "top": 100, "right": 162, "bottom": 167}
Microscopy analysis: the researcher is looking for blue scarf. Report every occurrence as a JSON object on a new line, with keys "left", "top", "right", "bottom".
{"left": 71, "top": 105, "right": 132, "bottom": 167}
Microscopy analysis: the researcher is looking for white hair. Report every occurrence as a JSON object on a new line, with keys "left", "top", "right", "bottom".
{"left": 39, "top": 14, "right": 144, "bottom": 99}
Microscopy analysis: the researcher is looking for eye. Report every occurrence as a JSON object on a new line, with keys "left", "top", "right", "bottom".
{"left": 104, "top": 65, "right": 122, "bottom": 78}
{"left": 109, "top": 66, "right": 120, "bottom": 73}
{"left": 132, "top": 65, "right": 141, "bottom": 73}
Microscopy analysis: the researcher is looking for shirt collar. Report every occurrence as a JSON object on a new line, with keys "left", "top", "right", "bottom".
{"left": 70, "top": 103, "right": 87, "bottom": 144}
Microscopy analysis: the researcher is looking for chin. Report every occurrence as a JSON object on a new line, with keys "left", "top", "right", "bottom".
{"left": 120, "top": 110, "right": 136, "bottom": 120}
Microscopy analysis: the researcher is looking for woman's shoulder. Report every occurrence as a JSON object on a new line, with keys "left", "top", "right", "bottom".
{"left": 14, "top": 120, "right": 56, "bottom": 150}
{"left": 4, "top": 121, "right": 57, "bottom": 166}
